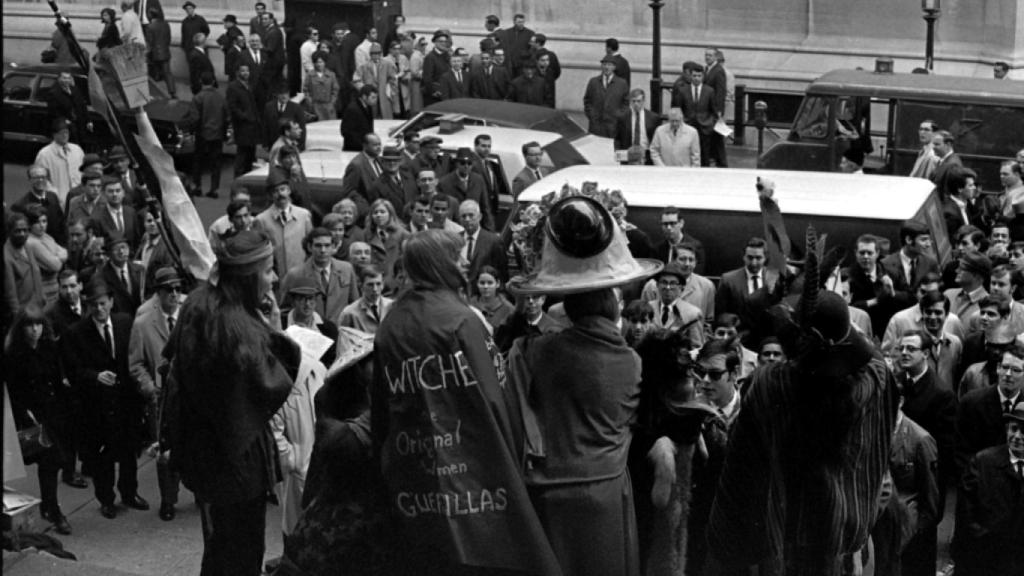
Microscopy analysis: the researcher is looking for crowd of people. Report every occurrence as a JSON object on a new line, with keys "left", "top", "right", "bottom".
{"left": 10, "top": 4, "right": 1024, "bottom": 576}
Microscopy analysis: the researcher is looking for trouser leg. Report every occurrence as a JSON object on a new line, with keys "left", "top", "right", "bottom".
{"left": 116, "top": 445, "right": 139, "bottom": 499}
{"left": 37, "top": 452, "right": 62, "bottom": 514}
{"left": 157, "top": 456, "right": 181, "bottom": 505}
{"left": 91, "top": 449, "right": 116, "bottom": 505}
{"left": 199, "top": 496, "right": 268, "bottom": 576}
{"left": 207, "top": 140, "right": 223, "bottom": 191}
{"left": 234, "top": 145, "right": 254, "bottom": 176}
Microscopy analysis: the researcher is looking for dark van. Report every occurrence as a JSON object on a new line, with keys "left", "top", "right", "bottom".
{"left": 757, "top": 69, "right": 1024, "bottom": 190}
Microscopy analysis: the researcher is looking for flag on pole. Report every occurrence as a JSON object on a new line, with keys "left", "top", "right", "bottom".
{"left": 133, "top": 111, "right": 215, "bottom": 280}
{"left": 87, "top": 63, "right": 115, "bottom": 132}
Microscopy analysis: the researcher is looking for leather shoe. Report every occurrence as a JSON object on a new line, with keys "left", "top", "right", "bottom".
{"left": 63, "top": 473, "right": 89, "bottom": 489}
{"left": 100, "top": 504, "right": 117, "bottom": 519}
{"left": 159, "top": 502, "right": 176, "bottom": 521}
{"left": 41, "top": 509, "right": 72, "bottom": 535}
{"left": 123, "top": 494, "right": 150, "bottom": 511}
{"left": 205, "top": 190, "right": 220, "bottom": 199}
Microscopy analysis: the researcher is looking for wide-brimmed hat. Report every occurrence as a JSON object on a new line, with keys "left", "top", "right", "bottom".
{"left": 107, "top": 145, "right": 129, "bottom": 161}
{"left": 152, "top": 267, "right": 183, "bottom": 290}
{"left": 287, "top": 275, "right": 322, "bottom": 297}
{"left": 654, "top": 261, "right": 687, "bottom": 284}
{"left": 266, "top": 170, "right": 290, "bottom": 189}
{"left": 453, "top": 147, "right": 474, "bottom": 163}
{"left": 508, "top": 196, "right": 663, "bottom": 295}
{"left": 327, "top": 326, "right": 375, "bottom": 379}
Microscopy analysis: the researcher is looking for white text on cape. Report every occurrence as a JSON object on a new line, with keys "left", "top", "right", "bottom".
{"left": 384, "top": 352, "right": 480, "bottom": 395}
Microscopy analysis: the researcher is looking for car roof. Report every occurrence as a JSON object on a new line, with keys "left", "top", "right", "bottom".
{"left": 421, "top": 99, "right": 588, "bottom": 139}
{"left": 520, "top": 166, "right": 936, "bottom": 220}
{"left": 808, "top": 69, "right": 1024, "bottom": 106}
{"left": 420, "top": 124, "right": 563, "bottom": 152}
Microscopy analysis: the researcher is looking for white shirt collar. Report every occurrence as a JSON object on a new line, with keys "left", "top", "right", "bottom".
{"left": 720, "top": 389, "right": 741, "bottom": 419}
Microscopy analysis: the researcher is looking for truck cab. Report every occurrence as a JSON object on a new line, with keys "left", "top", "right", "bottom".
{"left": 758, "top": 69, "right": 1024, "bottom": 191}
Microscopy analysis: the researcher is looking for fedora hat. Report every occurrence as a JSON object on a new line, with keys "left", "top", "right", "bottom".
{"left": 104, "top": 232, "right": 130, "bottom": 251}
{"left": 80, "top": 153, "right": 104, "bottom": 170}
{"left": 107, "top": 145, "right": 129, "bottom": 161}
{"left": 153, "top": 267, "right": 184, "bottom": 290}
{"left": 454, "top": 147, "right": 474, "bottom": 163}
{"left": 380, "top": 145, "right": 402, "bottom": 161}
{"left": 1005, "top": 402, "right": 1024, "bottom": 425}
{"left": 83, "top": 278, "right": 113, "bottom": 301}
{"left": 508, "top": 196, "right": 662, "bottom": 295}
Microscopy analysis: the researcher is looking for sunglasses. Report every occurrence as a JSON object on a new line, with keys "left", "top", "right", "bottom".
{"left": 692, "top": 365, "right": 727, "bottom": 380}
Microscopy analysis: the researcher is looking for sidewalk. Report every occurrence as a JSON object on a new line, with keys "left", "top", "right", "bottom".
{"left": 4, "top": 456, "right": 283, "bottom": 575}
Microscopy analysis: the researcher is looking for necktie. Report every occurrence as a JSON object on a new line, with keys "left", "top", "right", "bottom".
{"left": 62, "top": 145, "right": 69, "bottom": 156}
{"left": 104, "top": 323, "right": 114, "bottom": 358}
{"left": 1005, "top": 399, "right": 1014, "bottom": 413}
{"left": 279, "top": 103, "right": 285, "bottom": 113}
{"left": 603, "top": 77, "right": 608, "bottom": 90}
{"left": 255, "top": 52, "right": 260, "bottom": 65}
{"left": 693, "top": 86, "right": 697, "bottom": 102}
{"left": 373, "top": 159, "right": 382, "bottom": 178}
{"left": 633, "top": 113, "right": 641, "bottom": 147}
{"left": 456, "top": 71, "right": 462, "bottom": 84}
{"left": 369, "top": 303, "right": 379, "bottom": 322}
{"left": 751, "top": 274, "right": 760, "bottom": 293}
{"left": 116, "top": 210, "right": 124, "bottom": 232}
{"left": 466, "top": 234, "right": 475, "bottom": 261}
{"left": 121, "top": 268, "right": 130, "bottom": 293}
{"left": 909, "top": 258, "right": 917, "bottom": 283}
{"left": 662, "top": 304, "right": 671, "bottom": 325}
{"left": 534, "top": 169, "right": 542, "bottom": 181}
{"left": 167, "top": 315, "right": 175, "bottom": 334}
{"left": 320, "top": 268, "right": 329, "bottom": 290}
{"left": 72, "top": 304, "right": 81, "bottom": 317}
{"left": 1017, "top": 461, "right": 1024, "bottom": 479}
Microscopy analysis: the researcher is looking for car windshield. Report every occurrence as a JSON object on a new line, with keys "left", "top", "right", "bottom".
{"left": 542, "top": 138, "right": 589, "bottom": 169}
{"left": 789, "top": 96, "right": 832, "bottom": 142}
{"left": 390, "top": 108, "right": 588, "bottom": 141}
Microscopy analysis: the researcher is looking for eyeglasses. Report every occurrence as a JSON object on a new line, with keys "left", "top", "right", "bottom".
{"left": 897, "top": 345, "right": 922, "bottom": 353}
{"left": 657, "top": 280, "right": 681, "bottom": 287}
{"left": 692, "top": 365, "right": 727, "bottom": 380}
{"left": 660, "top": 221, "right": 679, "bottom": 227}
{"left": 998, "top": 364, "right": 1024, "bottom": 375}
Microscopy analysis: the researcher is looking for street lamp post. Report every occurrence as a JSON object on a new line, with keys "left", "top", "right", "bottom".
{"left": 922, "top": 0, "right": 941, "bottom": 71}
{"left": 650, "top": 0, "right": 665, "bottom": 114}
{"left": 754, "top": 101, "right": 768, "bottom": 156}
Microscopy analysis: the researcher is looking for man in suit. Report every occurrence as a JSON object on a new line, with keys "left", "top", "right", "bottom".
{"left": 259, "top": 12, "right": 285, "bottom": 88}
{"left": 186, "top": 31, "right": 215, "bottom": 96}
{"left": 180, "top": 1, "right": 208, "bottom": 55}
{"left": 583, "top": 55, "right": 629, "bottom": 137}
{"left": 91, "top": 177, "right": 140, "bottom": 250}
{"left": 145, "top": 8, "right": 174, "bottom": 97}
{"left": 338, "top": 264, "right": 392, "bottom": 334}
{"left": 64, "top": 279, "right": 148, "bottom": 519}
{"left": 943, "top": 251, "right": 991, "bottom": 329}
{"left": 942, "top": 167, "right": 979, "bottom": 237}
{"left": 955, "top": 346, "right": 1023, "bottom": 474}
{"left": 249, "top": 1, "right": 268, "bottom": 40}
{"left": 105, "top": 146, "right": 147, "bottom": 209}
{"left": 368, "top": 145, "right": 418, "bottom": 211}
{"left": 511, "top": 141, "right": 552, "bottom": 198}
{"left": 421, "top": 31, "right": 452, "bottom": 106}
{"left": 469, "top": 50, "right": 510, "bottom": 100}
{"left": 849, "top": 234, "right": 912, "bottom": 340}
{"left": 715, "top": 237, "right": 778, "bottom": 348}
{"left": 469, "top": 134, "right": 501, "bottom": 219}
{"left": 459, "top": 199, "right": 507, "bottom": 283}
{"left": 654, "top": 206, "right": 706, "bottom": 274}
{"left": 909, "top": 120, "right": 939, "bottom": 179}
{"left": 535, "top": 51, "right": 558, "bottom": 108}
{"left": 96, "top": 233, "right": 144, "bottom": 316}
{"left": 953, "top": 402, "right": 1024, "bottom": 576}
{"left": 614, "top": 88, "right": 660, "bottom": 165}
{"left": 500, "top": 14, "right": 533, "bottom": 79}
{"left": 438, "top": 148, "right": 493, "bottom": 230}
{"left": 279, "top": 228, "right": 359, "bottom": 324}
{"left": 226, "top": 63, "right": 261, "bottom": 177}
{"left": 506, "top": 58, "right": 546, "bottom": 106}
{"left": 46, "top": 71, "right": 90, "bottom": 146}
{"left": 642, "top": 240, "right": 715, "bottom": 323}
{"left": 407, "top": 136, "right": 451, "bottom": 182}
{"left": 188, "top": 72, "right": 228, "bottom": 198}
{"left": 678, "top": 68, "right": 720, "bottom": 168}
{"left": 493, "top": 292, "right": 561, "bottom": 352}
{"left": 648, "top": 262, "right": 705, "bottom": 348}
{"left": 263, "top": 84, "right": 306, "bottom": 151}
{"left": 13, "top": 163, "right": 68, "bottom": 245}
{"left": 880, "top": 220, "right": 940, "bottom": 305}
{"left": 127, "top": 267, "right": 181, "bottom": 520}
{"left": 239, "top": 33, "right": 268, "bottom": 109}
{"left": 341, "top": 85, "right": 377, "bottom": 152}
{"left": 341, "top": 132, "right": 383, "bottom": 217}
{"left": 604, "top": 38, "right": 630, "bottom": 86}
{"left": 702, "top": 48, "right": 729, "bottom": 167}
{"left": 896, "top": 331, "right": 957, "bottom": 483}
{"left": 438, "top": 53, "right": 469, "bottom": 101}
{"left": 929, "top": 130, "right": 962, "bottom": 196}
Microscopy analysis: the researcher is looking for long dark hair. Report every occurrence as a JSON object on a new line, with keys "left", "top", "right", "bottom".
{"left": 402, "top": 229, "right": 467, "bottom": 294}
{"left": 4, "top": 304, "right": 53, "bottom": 353}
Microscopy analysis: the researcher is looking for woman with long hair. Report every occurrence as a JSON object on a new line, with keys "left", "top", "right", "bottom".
{"left": 468, "top": 265, "right": 514, "bottom": 331}
{"left": 163, "top": 229, "right": 295, "bottom": 575}
{"left": 24, "top": 204, "right": 67, "bottom": 304}
{"left": 364, "top": 198, "right": 409, "bottom": 290}
{"left": 371, "top": 229, "right": 561, "bottom": 576}
{"left": 98, "top": 8, "right": 122, "bottom": 50}
{"left": 5, "top": 305, "right": 72, "bottom": 534}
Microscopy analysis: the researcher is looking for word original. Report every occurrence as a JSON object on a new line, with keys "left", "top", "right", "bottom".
{"left": 395, "top": 419, "right": 463, "bottom": 458}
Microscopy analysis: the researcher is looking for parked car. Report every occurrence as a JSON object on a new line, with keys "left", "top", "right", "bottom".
{"left": 237, "top": 123, "right": 602, "bottom": 227}
{"left": 517, "top": 165, "right": 948, "bottom": 277}
{"left": 3, "top": 63, "right": 195, "bottom": 157}
{"left": 304, "top": 98, "right": 615, "bottom": 166}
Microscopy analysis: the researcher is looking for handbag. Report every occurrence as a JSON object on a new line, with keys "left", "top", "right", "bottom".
{"left": 18, "top": 421, "right": 53, "bottom": 465}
